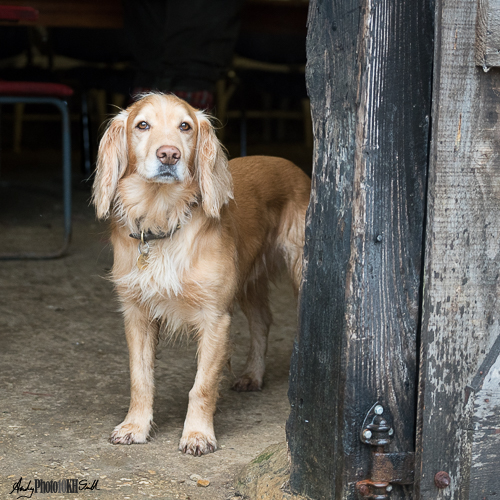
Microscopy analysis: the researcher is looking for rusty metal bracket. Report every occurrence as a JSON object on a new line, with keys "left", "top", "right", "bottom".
{"left": 356, "top": 403, "right": 415, "bottom": 499}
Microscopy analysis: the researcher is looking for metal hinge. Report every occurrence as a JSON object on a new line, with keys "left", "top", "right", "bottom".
{"left": 355, "top": 402, "right": 415, "bottom": 499}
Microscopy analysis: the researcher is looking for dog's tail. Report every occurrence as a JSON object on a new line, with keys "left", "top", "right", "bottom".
{"left": 277, "top": 182, "right": 310, "bottom": 295}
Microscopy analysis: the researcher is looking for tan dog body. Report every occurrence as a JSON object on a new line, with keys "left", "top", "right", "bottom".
{"left": 93, "top": 94, "right": 310, "bottom": 455}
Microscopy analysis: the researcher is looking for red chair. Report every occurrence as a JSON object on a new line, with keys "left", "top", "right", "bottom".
{"left": 0, "top": 6, "right": 73, "bottom": 259}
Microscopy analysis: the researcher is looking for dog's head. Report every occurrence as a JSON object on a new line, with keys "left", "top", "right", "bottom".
{"left": 92, "top": 93, "right": 233, "bottom": 219}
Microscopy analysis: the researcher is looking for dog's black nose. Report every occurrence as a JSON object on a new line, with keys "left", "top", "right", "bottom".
{"left": 156, "top": 146, "right": 181, "bottom": 165}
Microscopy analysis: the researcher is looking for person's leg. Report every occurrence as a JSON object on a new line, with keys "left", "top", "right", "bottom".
{"left": 162, "top": 0, "right": 244, "bottom": 108}
{"left": 123, "top": 0, "right": 244, "bottom": 108}
{"left": 161, "top": 0, "right": 244, "bottom": 91}
{"left": 122, "top": 0, "right": 168, "bottom": 90}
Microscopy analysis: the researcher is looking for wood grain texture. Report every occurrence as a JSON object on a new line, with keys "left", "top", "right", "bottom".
{"left": 469, "top": 344, "right": 500, "bottom": 499}
{"left": 286, "top": 0, "right": 433, "bottom": 498}
{"left": 415, "top": 0, "right": 500, "bottom": 497}
{"left": 475, "top": 0, "right": 500, "bottom": 68}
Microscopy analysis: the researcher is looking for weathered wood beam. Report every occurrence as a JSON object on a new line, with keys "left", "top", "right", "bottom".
{"left": 287, "top": 0, "right": 433, "bottom": 498}
{"left": 416, "top": 0, "right": 500, "bottom": 497}
{"left": 475, "top": 0, "right": 500, "bottom": 69}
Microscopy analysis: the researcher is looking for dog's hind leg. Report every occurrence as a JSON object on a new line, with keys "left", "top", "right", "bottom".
{"left": 110, "top": 303, "right": 158, "bottom": 445}
{"left": 233, "top": 275, "right": 272, "bottom": 392}
{"left": 179, "top": 312, "right": 231, "bottom": 456}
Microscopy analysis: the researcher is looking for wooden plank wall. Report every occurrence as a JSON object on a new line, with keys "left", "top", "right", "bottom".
{"left": 415, "top": 0, "right": 500, "bottom": 497}
{"left": 469, "top": 337, "right": 500, "bottom": 499}
{"left": 286, "top": 0, "right": 433, "bottom": 498}
{"left": 475, "top": 0, "right": 500, "bottom": 69}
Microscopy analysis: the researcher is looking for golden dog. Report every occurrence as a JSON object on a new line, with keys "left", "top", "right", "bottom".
{"left": 92, "top": 93, "right": 310, "bottom": 455}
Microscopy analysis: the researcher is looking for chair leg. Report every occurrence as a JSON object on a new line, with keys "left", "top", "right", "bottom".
{"left": 215, "top": 78, "right": 237, "bottom": 142}
{"left": 81, "top": 92, "right": 92, "bottom": 178}
{"left": 277, "top": 97, "right": 289, "bottom": 141}
{"left": 240, "top": 109, "right": 247, "bottom": 157}
{"left": 0, "top": 104, "right": 2, "bottom": 178}
{"left": 13, "top": 103, "right": 24, "bottom": 153}
{"left": 91, "top": 89, "right": 107, "bottom": 131}
{"left": 0, "top": 97, "right": 72, "bottom": 260}
{"left": 60, "top": 99, "right": 72, "bottom": 252}
{"left": 262, "top": 92, "right": 272, "bottom": 142}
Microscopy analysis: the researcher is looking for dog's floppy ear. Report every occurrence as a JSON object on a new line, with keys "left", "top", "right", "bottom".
{"left": 195, "top": 111, "right": 233, "bottom": 218}
{"left": 92, "top": 110, "right": 129, "bottom": 219}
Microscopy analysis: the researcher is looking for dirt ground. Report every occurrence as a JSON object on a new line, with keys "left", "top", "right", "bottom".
{"left": 0, "top": 161, "right": 300, "bottom": 500}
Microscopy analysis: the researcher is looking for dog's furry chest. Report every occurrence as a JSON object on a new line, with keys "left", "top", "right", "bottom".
{"left": 115, "top": 239, "right": 192, "bottom": 312}
{"left": 115, "top": 249, "right": 204, "bottom": 335}
{"left": 113, "top": 234, "right": 227, "bottom": 333}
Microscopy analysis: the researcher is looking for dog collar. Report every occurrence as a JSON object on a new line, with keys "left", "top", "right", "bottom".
{"left": 129, "top": 196, "right": 200, "bottom": 242}
{"left": 131, "top": 224, "right": 181, "bottom": 271}
{"left": 129, "top": 224, "right": 181, "bottom": 242}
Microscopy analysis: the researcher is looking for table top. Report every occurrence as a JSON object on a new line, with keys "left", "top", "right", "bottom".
{"left": 0, "top": 0, "right": 308, "bottom": 30}
{"left": 0, "top": 0, "right": 123, "bottom": 28}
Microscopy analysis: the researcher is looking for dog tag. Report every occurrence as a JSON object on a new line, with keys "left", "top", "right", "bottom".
{"left": 137, "top": 253, "right": 149, "bottom": 270}
{"left": 137, "top": 239, "right": 150, "bottom": 270}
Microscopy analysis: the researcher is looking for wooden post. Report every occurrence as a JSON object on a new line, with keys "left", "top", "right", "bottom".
{"left": 287, "top": 0, "right": 433, "bottom": 498}
{"left": 475, "top": 0, "right": 500, "bottom": 69}
{"left": 416, "top": 0, "right": 500, "bottom": 497}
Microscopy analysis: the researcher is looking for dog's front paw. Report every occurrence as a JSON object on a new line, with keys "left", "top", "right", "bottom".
{"left": 232, "top": 374, "right": 262, "bottom": 392}
{"left": 179, "top": 432, "right": 217, "bottom": 456}
{"left": 109, "top": 422, "right": 150, "bottom": 445}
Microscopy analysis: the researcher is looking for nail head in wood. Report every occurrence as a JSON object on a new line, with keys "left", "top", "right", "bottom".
{"left": 434, "top": 471, "right": 451, "bottom": 489}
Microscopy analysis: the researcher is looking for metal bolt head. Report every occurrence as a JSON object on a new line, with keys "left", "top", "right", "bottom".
{"left": 434, "top": 471, "right": 451, "bottom": 489}
{"left": 386, "top": 485, "right": 393, "bottom": 492}
{"left": 362, "top": 429, "right": 372, "bottom": 440}
{"left": 358, "top": 484, "right": 370, "bottom": 496}
{"left": 374, "top": 405, "right": 384, "bottom": 415}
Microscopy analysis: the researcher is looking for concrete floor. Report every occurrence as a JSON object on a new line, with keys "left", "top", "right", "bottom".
{"left": 0, "top": 162, "right": 301, "bottom": 500}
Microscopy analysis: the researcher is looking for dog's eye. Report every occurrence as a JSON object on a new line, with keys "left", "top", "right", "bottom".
{"left": 137, "top": 121, "right": 150, "bottom": 130}
{"left": 180, "top": 122, "right": 191, "bottom": 132}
